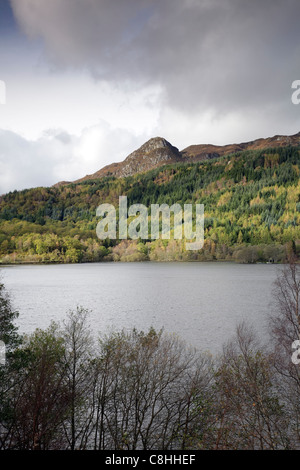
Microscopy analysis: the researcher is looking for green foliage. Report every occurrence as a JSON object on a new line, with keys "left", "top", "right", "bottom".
{"left": 1, "top": 146, "right": 300, "bottom": 263}
{"left": 0, "top": 279, "right": 21, "bottom": 351}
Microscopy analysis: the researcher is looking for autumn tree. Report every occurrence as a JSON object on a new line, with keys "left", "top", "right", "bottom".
{"left": 92, "top": 328, "right": 214, "bottom": 450}
{"left": 4, "top": 324, "right": 69, "bottom": 450}
{"left": 268, "top": 258, "right": 300, "bottom": 447}
{"left": 60, "top": 307, "right": 95, "bottom": 450}
{"left": 0, "top": 277, "right": 22, "bottom": 449}
{"left": 214, "top": 322, "right": 289, "bottom": 449}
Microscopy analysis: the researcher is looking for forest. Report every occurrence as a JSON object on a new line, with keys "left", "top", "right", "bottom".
{"left": 0, "top": 145, "right": 300, "bottom": 264}
{"left": 0, "top": 259, "right": 300, "bottom": 450}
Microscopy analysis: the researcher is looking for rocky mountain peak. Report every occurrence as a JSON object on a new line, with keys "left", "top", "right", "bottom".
{"left": 125, "top": 136, "right": 180, "bottom": 161}
{"left": 132, "top": 136, "right": 177, "bottom": 153}
{"left": 74, "top": 136, "right": 183, "bottom": 182}
{"left": 119, "top": 137, "right": 182, "bottom": 177}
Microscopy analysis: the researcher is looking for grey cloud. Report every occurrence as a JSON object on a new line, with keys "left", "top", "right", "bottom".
{"left": 43, "top": 129, "right": 72, "bottom": 144}
{"left": 9, "top": 0, "right": 300, "bottom": 120}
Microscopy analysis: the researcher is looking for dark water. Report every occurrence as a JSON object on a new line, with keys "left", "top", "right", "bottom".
{"left": 0, "top": 262, "right": 281, "bottom": 352}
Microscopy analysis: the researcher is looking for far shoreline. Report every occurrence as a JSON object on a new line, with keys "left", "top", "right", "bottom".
{"left": 0, "top": 259, "right": 286, "bottom": 267}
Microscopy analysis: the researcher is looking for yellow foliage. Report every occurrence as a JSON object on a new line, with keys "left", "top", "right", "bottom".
{"left": 250, "top": 196, "right": 264, "bottom": 206}
{"left": 217, "top": 191, "right": 232, "bottom": 207}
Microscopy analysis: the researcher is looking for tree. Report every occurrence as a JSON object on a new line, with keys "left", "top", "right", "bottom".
{"left": 0, "top": 277, "right": 22, "bottom": 449}
{"left": 3, "top": 324, "right": 69, "bottom": 450}
{"left": 268, "top": 258, "right": 300, "bottom": 447}
{"left": 214, "top": 322, "right": 289, "bottom": 449}
{"left": 0, "top": 277, "right": 21, "bottom": 352}
{"left": 61, "top": 307, "right": 95, "bottom": 450}
{"left": 93, "top": 328, "right": 214, "bottom": 450}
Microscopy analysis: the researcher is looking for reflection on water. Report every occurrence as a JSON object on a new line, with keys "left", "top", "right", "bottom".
{"left": 1, "top": 262, "right": 281, "bottom": 352}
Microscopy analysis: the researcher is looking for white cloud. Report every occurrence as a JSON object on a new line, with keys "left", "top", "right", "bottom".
{"left": 0, "top": 59, "right": 162, "bottom": 141}
{"left": 0, "top": 123, "right": 148, "bottom": 194}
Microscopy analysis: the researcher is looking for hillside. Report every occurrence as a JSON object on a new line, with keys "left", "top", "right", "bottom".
{"left": 1, "top": 141, "right": 300, "bottom": 264}
{"left": 181, "top": 132, "right": 300, "bottom": 160}
{"left": 60, "top": 132, "right": 300, "bottom": 183}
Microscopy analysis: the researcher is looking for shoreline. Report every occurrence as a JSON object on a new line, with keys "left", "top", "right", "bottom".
{"left": 0, "top": 258, "right": 284, "bottom": 267}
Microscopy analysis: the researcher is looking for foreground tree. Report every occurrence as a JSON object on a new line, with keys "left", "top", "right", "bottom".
{"left": 214, "top": 322, "right": 289, "bottom": 449}
{"left": 5, "top": 324, "right": 70, "bottom": 450}
{"left": 268, "top": 257, "right": 300, "bottom": 447}
{"left": 60, "top": 307, "right": 95, "bottom": 450}
{"left": 0, "top": 277, "right": 21, "bottom": 353}
{"left": 92, "top": 328, "right": 214, "bottom": 450}
{"left": 0, "top": 277, "right": 22, "bottom": 449}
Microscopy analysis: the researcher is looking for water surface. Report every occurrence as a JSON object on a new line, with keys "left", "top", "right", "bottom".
{"left": 0, "top": 262, "right": 280, "bottom": 352}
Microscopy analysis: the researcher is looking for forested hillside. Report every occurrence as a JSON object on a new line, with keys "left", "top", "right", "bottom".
{"left": 0, "top": 145, "right": 300, "bottom": 264}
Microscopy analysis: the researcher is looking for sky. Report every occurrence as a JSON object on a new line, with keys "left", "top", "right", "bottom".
{"left": 1, "top": 0, "right": 300, "bottom": 194}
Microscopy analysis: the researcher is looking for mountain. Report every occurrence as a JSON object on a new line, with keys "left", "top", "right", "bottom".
{"left": 70, "top": 131, "right": 300, "bottom": 184}
{"left": 1, "top": 141, "right": 300, "bottom": 264}
{"left": 74, "top": 137, "right": 183, "bottom": 182}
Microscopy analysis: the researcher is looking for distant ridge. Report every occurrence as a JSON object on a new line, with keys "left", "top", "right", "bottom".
{"left": 56, "top": 131, "right": 300, "bottom": 185}
{"left": 181, "top": 131, "right": 300, "bottom": 161}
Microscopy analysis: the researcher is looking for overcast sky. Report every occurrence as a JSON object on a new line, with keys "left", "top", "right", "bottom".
{"left": 0, "top": 0, "right": 300, "bottom": 193}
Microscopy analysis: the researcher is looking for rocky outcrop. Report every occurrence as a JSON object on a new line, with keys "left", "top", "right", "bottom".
{"left": 75, "top": 137, "right": 183, "bottom": 182}
{"left": 117, "top": 137, "right": 182, "bottom": 177}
